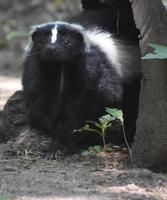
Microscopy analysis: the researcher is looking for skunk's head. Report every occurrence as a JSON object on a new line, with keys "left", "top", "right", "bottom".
{"left": 29, "top": 22, "right": 85, "bottom": 63}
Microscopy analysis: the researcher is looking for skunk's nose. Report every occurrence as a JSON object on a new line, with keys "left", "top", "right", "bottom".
{"left": 46, "top": 44, "right": 57, "bottom": 53}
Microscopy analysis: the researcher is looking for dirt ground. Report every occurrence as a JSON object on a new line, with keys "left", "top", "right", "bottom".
{"left": 0, "top": 72, "right": 167, "bottom": 200}
{"left": 0, "top": 155, "right": 167, "bottom": 200}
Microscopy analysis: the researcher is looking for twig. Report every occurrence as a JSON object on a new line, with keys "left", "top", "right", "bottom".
{"left": 122, "top": 122, "right": 133, "bottom": 162}
{"left": 116, "top": 8, "right": 120, "bottom": 35}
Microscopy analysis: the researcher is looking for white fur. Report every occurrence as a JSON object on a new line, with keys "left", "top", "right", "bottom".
{"left": 51, "top": 26, "right": 58, "bottom": 43}
{"left": 59, "top": 65, "right": 64, "bottom": 95}
{"left": 85, "top": 30, "right": 122, "bottom": 77}
{"left": 56, "top": 21, "right": 84, "bottom": 32}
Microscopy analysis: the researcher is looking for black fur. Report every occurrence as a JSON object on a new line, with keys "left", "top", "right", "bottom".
{"left": 71, "top": 0, "right": 140, "bottom": 43}
{"left": 23, "top": 8, "right": 141, "bottom": 154}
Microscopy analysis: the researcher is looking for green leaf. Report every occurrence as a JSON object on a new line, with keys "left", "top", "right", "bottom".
{"left": 81, "top": 124, "right": 90, "bottom": 130}
{"left": 87, "top": 145, "right": 103, "bottom": 154}
{"left": 105, "top": 108, "right": 123, "bottom": 123}
{"left": 95, "top": 122, "right": 102, "bottom": 129}
{"left": 92, "top": 145, "right": 103, "bottom": 153}
{"left": 142, "top": 43, "right": 167, "bottom": 59}
{"left": 106, "top": 146, "right": 113, "bottom": 152}
{"left": 99, "top": 114, "right": 114, "bottom": 124}
{"left": 85, "top": 121, "right": 101, "bottom": 128}
{"left": 81, "top": 150, "right": 90, "bottom": 156}
{"left": 6, "top": 31, "right": 26, "bottom": 40}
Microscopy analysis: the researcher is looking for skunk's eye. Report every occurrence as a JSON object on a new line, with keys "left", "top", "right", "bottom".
{"left": 64, "top": 39, "right": 69, "bottom": 45}
{"left": 39, "top": 39, "right": 46, "bottom": 45}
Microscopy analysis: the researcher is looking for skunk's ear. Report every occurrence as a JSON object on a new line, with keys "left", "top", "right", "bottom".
{"left": 30, "top": 25, "right": 41, "bottom": 42}
{"left": 31, "top": 30, "right": 39, "bottom": 42}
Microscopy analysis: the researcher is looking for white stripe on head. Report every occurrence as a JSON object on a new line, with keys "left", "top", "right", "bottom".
{"left": 51, "top": 26, "right": 58, "bottom": 43}
{"left": 51, "top": 22, "right": 83, "bottom": 44}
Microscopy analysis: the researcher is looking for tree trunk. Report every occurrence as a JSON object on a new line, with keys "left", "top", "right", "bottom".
{"left": 130, "top": 0, "right": 167, "bottom": 172}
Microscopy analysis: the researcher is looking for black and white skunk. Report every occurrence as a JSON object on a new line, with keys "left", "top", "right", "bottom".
{"left": 23, "top": 19, "right": 141, "bottom": 154}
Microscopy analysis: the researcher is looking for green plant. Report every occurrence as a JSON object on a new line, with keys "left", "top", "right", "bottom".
{"left": 81, "top": 145, "right": 103, "bottom": 156}
{"left": 142, "top": 43, "right": 167, "bottom": 59}
{"left": 75, "top": 107, "right": 133, "bottom": 161}
{"left": 75, "top": 108, "right": 122, "bottom": 150}
{"left": 106, "top": 108, "right": 132, "bottom": 161}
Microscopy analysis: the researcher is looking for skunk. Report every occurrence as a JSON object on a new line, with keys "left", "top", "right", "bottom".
{"left": 23, "top": 20, "right": 141, "bottom": 154}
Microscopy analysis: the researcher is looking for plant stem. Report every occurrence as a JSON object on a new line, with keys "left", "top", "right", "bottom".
{"left": 86, "top": 128, "right": 102, "bottom": 135}
{"left": 122, "top": 122, "right": 133, "bottom": 162}
{"left": 102, "top": 135, "right": 106, "bottom": 152}
{"left": 101, "top": 131, "right": 108, "bottom": 168}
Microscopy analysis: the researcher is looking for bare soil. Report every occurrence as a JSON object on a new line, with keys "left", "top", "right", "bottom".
{"left": 0, "top": 154, "right": 167, "bottom": 200}
{"left": 0, "top": 72, "right": 167, "bottom": 200}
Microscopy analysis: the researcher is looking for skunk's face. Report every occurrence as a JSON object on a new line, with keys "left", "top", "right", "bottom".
{"left": 31, "top": 22, "right": 85, "bottom": 63}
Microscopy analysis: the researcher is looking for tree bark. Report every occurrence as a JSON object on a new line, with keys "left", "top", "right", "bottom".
{"left": 130, "top": 0, "right": 167, "bottom": 172}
